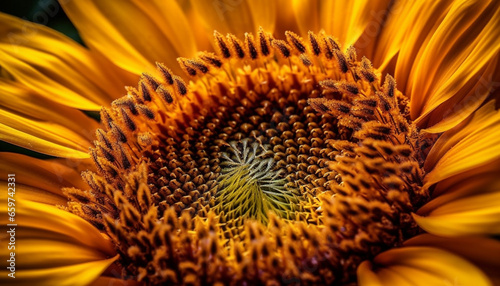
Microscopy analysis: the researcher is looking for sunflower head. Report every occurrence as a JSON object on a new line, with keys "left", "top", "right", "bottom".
{"left": 2, "top": 1, "right": 500, "bottom": 285}
{"left": 60, "top": 28, "right": 435, "bottom": 285}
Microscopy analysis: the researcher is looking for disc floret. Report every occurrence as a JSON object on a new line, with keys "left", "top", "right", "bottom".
{"left": 215, "top": 139, "right": 303, "bottom": 231}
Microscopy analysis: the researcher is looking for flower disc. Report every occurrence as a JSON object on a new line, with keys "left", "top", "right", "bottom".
{"left": 65, "top": 29, "right": 431, "bottom": 285}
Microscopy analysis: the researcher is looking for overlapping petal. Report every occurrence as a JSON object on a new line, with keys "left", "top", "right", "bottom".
{"left": 0, "top": 153, "right": 89, "bottom": 205}
{"left": 0, "top": 1, "right": 498, "bottom": 285}
{"left": 0, "top": 199, "right": 116, "bottom": 286}
{"left": 404, "top": 235, "right": 500, "bottom": 285}
{"left": 368, "top": 0, "right": 455, "bottom": 72}
{"left": 191, "top": 0, "right": 277, "bottom": 38}
{"left": 292, "top": 0, "right": 392, "bottom": 50}
{"left": 424, "top": 101, "right": 500, "bottom": 188}
{"left": 0, "top": 81, "right": 97, "bottom": 158}
{"left": 0, "top": 12, "right": 128, "bottom": 110}
{"left": 60, "top": 0, "right": 196, "bottom": 75}
{"left": 357, "top": 246, "right": 491, "bottom": 286}
{"left": 405, "top": 0, "right": 500, "bottom": 124}
{"left": 414, "top": 192, "right": 500, "bottom": 236}
{"left": 416, "top": 154, "right": 500, "bottom": 236}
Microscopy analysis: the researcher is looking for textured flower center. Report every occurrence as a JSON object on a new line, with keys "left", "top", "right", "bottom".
{"left": 65, "top": 29, "right": 431, "bottom": 285}
{"left": 215, "top": 139, "right": 304, "bottom": 232}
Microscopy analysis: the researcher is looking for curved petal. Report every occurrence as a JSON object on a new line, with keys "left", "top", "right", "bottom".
{"left": 422, "top": 56, "right": 499, "bottom": 133}
{"left": 406, "top": 0, "right": 500, "bottom": 122}
{"left": 414, "top": 191, "right": 500, "bottom": 236}
{"left": 369, "top": 0, "right": 455, "bottom": 72}
{"left": 60, "top": 0, "right": 196, "bottom": 75}
{"left": 0, "top": 257, "right": 117, "bottom": 286}
{"left": 404, "top": 234, "right": 500, "bottom": 285}
{"left": 0, "top": 182, "right": 66, "bottom": 206}
{"left": 358, "top": 247, "right": 492, "bottom": 286}
{"left": 292, "top": 0, "right": 392, "bottom": 49}
{"left": 0, "top": 199, "right": 116, "bottom": 286}
{"left": 0, "top": 199, "right": 114, "bottom": 255}
{"left": 0, "top": 153, "right": 89, "bottom": 205}
{"left": 432, "top": 158, "right": 500, "bottom": 198}
{"left": 191, "top": 0, "right": 277, "bottom": 38}
{"left": 424, "top": 101, "right": 500, "bottom": 188}
{"left": 420, "top": 158, "right": 500, "bottom": 212}
{"left": 0, "top": 12, "right": 125, "bottom": 110}
{"left": 0, "top": 81, "right": 98, "bottom": 158}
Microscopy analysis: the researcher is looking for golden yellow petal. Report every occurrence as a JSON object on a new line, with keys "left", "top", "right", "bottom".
{"left": 0, "top": 182, "right": 66, "bottom": 205}
{"left": 386, "top": 0, "right": 455, "bottom": 88}
{"left": 405, "top": 234, "right": 500, "bottom": 285}
{"left": 359, "top": 263, "right": 416, "bottom": 286}
{"left": 0, "top": 13, "right": 124, "bottom": 110}
{"left": 0, "top": 152, "right": 88, "bottom": 196}
{"left": 0, "top": 113, "right": 91, "bottom": 159}
{"left": 61, "top": 0, "right": 196, "bottom": 75}
{"left": 0, "top": 82, "right": 98, "bottom": 158}
{"left": 407, "top": 0, "right": 500, "bottom": 121}
{"left": 414, "top": 191, "right": 500, "bottom": 236}
{"left": 0, "top": 199, "right": 115, "bottom": 255}
{"left": 0, "top": 122, "right": 89, "bottom": 159}
{"left": 357, "top": 261, "right": 384, "bottom": 286}
{"left": 292, "top": 0, "right": 391, "bottom": 49}
{"left": 0, "top": 197, "right": 116, "bottom": 285}
{"left": 0, "top": 81, "right": 99, "bottom": 138}
{"left": 369, "top": 1, "right": 451, "bottom": 71}
{"left": 358, "top": 247, "right": 491, "bottom": 286}
{"left": 424, "top": 101, "right": 500, "bottom": 188}
{"left": 432, "top": 158, "right": 500, "bottom": 198}
{"left": 421, "top": 56, "right": 498, "bottom": 133}
{"left": 0, "top": 239, "right": 111, "bottom": 269}
{"left": 191, "top": 0, "right": 277, "bottom": 39}
{"left": 0, "top": 256, "right": 117, "bottom": 286}
{"left": 418, "top": 177, "right": 500, "bottom": 216}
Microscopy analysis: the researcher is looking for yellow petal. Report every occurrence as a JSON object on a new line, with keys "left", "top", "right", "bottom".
{"left": 0, "top": 13, "right": 124, "bottom": 110}
{"left": 61, "top": 0, "right": 196, "bottom": 75}
{"left": 387, "top": 0, "right": 455, "bottom": 89}
{"left": 414, "top": 191, "right": 500, "bottom": 236}
{"left": 0, "top": 198, "right": 116, "bottom": 286}
{"left": 407, "top": 0, "right": 500, "bottom": 121}
{"left": 421, "top": 57, "right": 497, "bottom": 133}
{"left": 0, "top": 199, "right": 114, "bottom": 255}
{"left": 419, "top": 158, "right": 500, "bottom": 213}
{"left": 358, "top": 247, "right": 491, "bottom": 286}
{"left": 357, "top": 261, "right": 384, "bottom": 286}
{"left": 0, "top": 239, "right": 111, "bottom": 269}
{"left": 0, "top": 256, "right": 118, "bottom": 286}
{"left": 191, "top": 0, "right": 277, "bottom": 39}
{"left": 0, "top": 81, "right": 98, "bottom": 158}
{"left": 432, "top": 158, "right": 500, "bottom": 198}
{"left": 424, "top": 101, "right": 500, "bottom": 188}
{"left": 405, "top": 234, "right": 500, "bottom": 285}
{"left": 0, "top": 122, "right": 90, "bottom": 159}
{"left": 0, "top": 182, "right": 66, "bottom": 205}
{"left": 292, "top": 0, "right": 392, "bottom": 49}
{"left": 0, "top": 152, "right": 88, "bottom": 197}
{"left": 0, "top": 81, "right": 99, "bottom": 138}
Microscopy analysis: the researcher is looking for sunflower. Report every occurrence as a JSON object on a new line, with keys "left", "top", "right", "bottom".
{"left": 1, "top": 0, "right": 500, "bottom": 285}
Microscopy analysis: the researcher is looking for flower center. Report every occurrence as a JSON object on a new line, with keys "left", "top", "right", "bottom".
{"left": 65, "top": 29, "right": 431, "bottom": 285}
{"left": 215, "top": 139, "right": 304, "bottom": 234}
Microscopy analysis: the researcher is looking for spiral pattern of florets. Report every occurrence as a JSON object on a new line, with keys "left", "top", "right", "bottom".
{"left": 63, "top": 29, "right": 432, "bottom": 285}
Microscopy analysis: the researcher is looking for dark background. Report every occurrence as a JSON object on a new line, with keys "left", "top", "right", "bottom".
{"left": 0, "top": 0, "right": 81, "bottom": 42}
